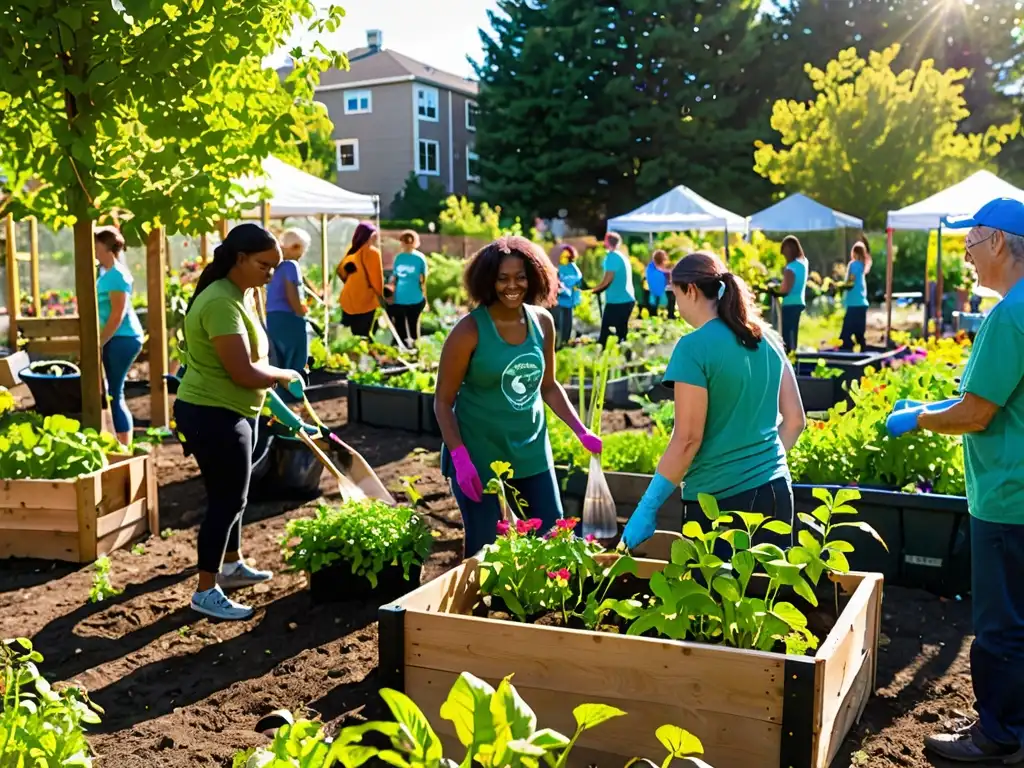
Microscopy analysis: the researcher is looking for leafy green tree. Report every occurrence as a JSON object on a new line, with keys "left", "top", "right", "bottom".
{"left": 390, "top": 172, "right": 448, "bottom": 221}
{"left": 474, "top": 0, "right": 770, "bottom": 230}
{"left": 753, "top": 45, "right": 1019, "bottom": 229}
{"left": 0, "top": 0, "right": 344, "bottom": 425}
{"left": 291, "top": 125, "right": 341, "bottom": 182}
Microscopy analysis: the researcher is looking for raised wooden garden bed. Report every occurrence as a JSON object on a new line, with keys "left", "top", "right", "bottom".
{"left": 0, "top": 452, "right": 158, "bottom": 563}
{"left": 560, "top": 468, "right": 970, "bottom": 595}
{"left": 380, "top": 555, "right": 883, "bottom": 768}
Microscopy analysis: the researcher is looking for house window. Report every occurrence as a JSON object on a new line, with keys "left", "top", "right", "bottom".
{"left": 466, "top": 101, "right": 478, "bottom": 131}
{"left": 344, "top": 90, "right": 372, "bottom": 115}
{"left": 336, "top": 139, "right": 359, "bottom": 172}
{"left": 416, "top": 86, "right": 439, "bottom": 121}
{"left": 466, "top": 148, "right": 480, "bottom": 182}
{"left": 417, "top": 139, "right": 440, "bottom": 175}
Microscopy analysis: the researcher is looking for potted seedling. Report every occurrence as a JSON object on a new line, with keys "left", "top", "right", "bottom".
{"left": 281, "top": 500, "right": 433, "bottom": 604}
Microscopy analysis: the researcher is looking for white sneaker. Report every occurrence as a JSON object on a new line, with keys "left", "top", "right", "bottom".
{"left": 217, "top": 561, "right": 274, "bottom": 591}
{"left": 190, "top": 586, "right": 254, "bottom": 621}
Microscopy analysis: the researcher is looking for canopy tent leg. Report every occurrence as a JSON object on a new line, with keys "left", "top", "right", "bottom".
{"left": 724, "top": 225, "right": 730, "bottom": 264}
{"left": 923, "top": 234, "right": 931, "bottom": 340}
{"left": 147, "top": 228, "right": 169, "bottom": 428}
{"left": 320, "top": 213, "right": 329, "bottom": 346}
{"left": 884, "top": 229, "right": 895, "bottom": 347}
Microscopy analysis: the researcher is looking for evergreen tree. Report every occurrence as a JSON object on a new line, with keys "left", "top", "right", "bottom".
{"left": 474, "top": 0, "right": 771, "bottom": 230}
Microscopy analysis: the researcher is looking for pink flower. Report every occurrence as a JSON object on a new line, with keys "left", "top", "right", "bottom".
{"left": 585, "top": 534, "right": 597, "bottom": 543}
{"left": 528, "top": 518, "right": 543, "bottom": 531}
{"left": 515, "top": 519, "right": 532, "bottom": 535}
{"left": 546, "top": 568, "right": 572, "bottom": 587}
{"left": 496, "top": 520, "right": 510, "bottom": 536}
{"left": 555, "top": 518, "right": 579, "bottom": 531}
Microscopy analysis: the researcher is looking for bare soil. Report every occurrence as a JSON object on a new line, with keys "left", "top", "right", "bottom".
{"left": 0, "top": 378, "right": 981, "bottom": 768}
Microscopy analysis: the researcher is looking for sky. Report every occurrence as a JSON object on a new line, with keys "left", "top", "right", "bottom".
{"left": 287, "top": 0, "right": 501, "bottom": 78}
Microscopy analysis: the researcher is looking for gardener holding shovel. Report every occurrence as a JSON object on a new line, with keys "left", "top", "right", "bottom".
{"left": 175, "top": 223, "right": 305, "bottom": 621}
{"left": 886, "top": 198, "right": 1024, "bottom": 764}
{"left": 266, "top": 228, "right": 312, "bottom": 399}
{"left": 621, "top": 251, "right": 806, "bottom": 550}
{"left": 434, "top": 235, "right": 602, "bottom": 557}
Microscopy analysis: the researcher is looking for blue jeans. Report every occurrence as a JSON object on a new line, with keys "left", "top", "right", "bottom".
{"left": 267, "top": 312, "right": 309, "bottom": 401}
{"left": 970, "top": 516, "right": 1024, "bottom": 747}
{"left": 102, "top": 335, "right": 143, "bottom": 434}
{"left": 781, "top": 305, "right": 803, "bottom": 353}
{"left": 450, "top": 466, "right": 564, "bottom": 557}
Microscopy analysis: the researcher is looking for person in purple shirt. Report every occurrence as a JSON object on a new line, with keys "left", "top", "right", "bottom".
{"left": 266, "top": 228, "right": 311, "bottom": 400}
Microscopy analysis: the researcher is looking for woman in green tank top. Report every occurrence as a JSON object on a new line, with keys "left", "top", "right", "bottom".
{"left": 435, "top": 236, "right": 603, "bottom": 557}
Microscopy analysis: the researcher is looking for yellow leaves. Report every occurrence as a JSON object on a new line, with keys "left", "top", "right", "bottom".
{"left": 161, "top": 3, "right": 181, "bottom": 21}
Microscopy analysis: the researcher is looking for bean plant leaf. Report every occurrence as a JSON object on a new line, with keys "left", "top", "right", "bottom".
{"left": 762, "top": 520, "right": 793, "bottom": 535}
{"left": 655, "top": 725, "right": 705, "bottom": 757}
{"left": 572, "top": 703, "right": 626, "bottom": 732}
{"left": 379, "top": 689, "right": 443, "bottom": 764}
{"left": 439, "top": 672, "right": 496, "bottom": 748}
{"left": 491, "top": 676, "right": 537, "bottom": 746}
{"left": 825, "top": 550, "right": 851, "bottom": 573}
{"left": 811, "top": 487, "right": 833, "bottom": 504}
{"left": 528, "top": 729, "right": 571, "bottom": 750}
{"left": 834, "top": 521, "right": 889, "bottom": 551}
{"left": 771, "top": 601, "right": 809, "bottom": 631}
{"left": 834, "top": 489, "right": 862, "bottom": 507}
{"left": 697, "top": 493, "right": 721, "bottom": 520}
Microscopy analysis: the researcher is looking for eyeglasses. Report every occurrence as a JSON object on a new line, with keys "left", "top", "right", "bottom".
{"left": 965, "top": 230, "right": 997, "bottom": 252}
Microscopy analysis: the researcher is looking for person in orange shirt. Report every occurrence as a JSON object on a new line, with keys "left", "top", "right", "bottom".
{"left": 336, "top": 222, "right": 384, "bottom": 337}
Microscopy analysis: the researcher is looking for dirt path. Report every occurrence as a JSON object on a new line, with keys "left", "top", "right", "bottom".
{"left": 0, "top": 386, "right": 981, "bottom": 768}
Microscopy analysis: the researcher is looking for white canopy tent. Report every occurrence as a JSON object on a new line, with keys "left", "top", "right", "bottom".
{"left": 236, "top": 156, "right": 380, "bottom": 218}
{"left": 883, "top": 170, "right": 1024, "bottom": 339}
{"left": 749, "top": 193, "right": 863, "bottom": 232}
{"left": 607, "top": 184, "right": 748, "bottom": 235}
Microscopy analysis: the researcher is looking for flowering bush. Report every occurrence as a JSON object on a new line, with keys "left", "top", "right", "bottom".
{"left": 20, "top": 289, "right": 77, "bottom": 317}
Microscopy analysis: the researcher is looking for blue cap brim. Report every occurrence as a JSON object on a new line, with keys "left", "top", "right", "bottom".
{"left": 942, "top": 215, "right": 977, "bottom": 230}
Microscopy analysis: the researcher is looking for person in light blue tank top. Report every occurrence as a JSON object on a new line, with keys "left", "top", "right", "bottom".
{"left": 777, "top": 235, "right": 808, "bottom": 353}
{"left": 434, "top": 236, "right": 603, "bottom": 556}
{"left": 592, "top": 231, "right": 636, "bottom": 347}
{"left": 840, "top": 240, "right": 871, "bottom": 351}
{"left": 386, "top": 230, "right": 430, "bottom": 345}
{"left": 94, "top": 227, "right": 145, "bottom": 445}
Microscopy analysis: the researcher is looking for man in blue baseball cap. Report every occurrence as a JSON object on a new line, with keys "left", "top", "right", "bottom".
{"left": 886, "top": 197, "right": 1024, "bottom": 762}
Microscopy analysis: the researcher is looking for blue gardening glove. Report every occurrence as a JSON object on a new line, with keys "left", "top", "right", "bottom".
{"left": 284, "top": 374, "right": 305, "bottom": 400}
{"left": 886, "top": 406, "right": 923, "bottom": 438}
{"left": 892, "top": 397, "right": 960, "bottom": 414}
{"left": 621, "top": 473, "right": 678, "bottom": 550}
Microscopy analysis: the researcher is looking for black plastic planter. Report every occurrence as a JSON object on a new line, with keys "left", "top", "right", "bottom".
{"left": 348, "top": 382, "right": 423, "bottom": 432}
{"left": 309, "top": 562, "right": 422, "bottom": 605}
{"left": 793, "top": 484, "right": 970, "bottom": 596}
{"left": 797, "top": 376, "right": 846, "bottom": 414}
{"left": 19, "top": 362, "right": 82, "bottom": 416}
{"left": 249, "top": 424, "right": 325, "bottom": 501}
{"left": 563, "top": 376, "right": 632, "bottom": 410}
{"left": 558, "top": 465, "right": 971, "bottom": 596}
{"left": 305, "top": 369, "right": 348, "bottom": 402}
{"left": 795, "top": 347, "right": 906, "bottom": 412}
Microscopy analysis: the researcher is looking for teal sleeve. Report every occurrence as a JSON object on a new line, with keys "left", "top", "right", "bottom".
{"left": 961, "top": 315, "right": 1024, "bottom": 407}
{"left": 102, "top": 269, "right": 131, "bottom": 293}
{"left": 663, "top": 335, "right": 707, "bottom": 389}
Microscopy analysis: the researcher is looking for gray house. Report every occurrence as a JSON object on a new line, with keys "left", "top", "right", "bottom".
{"left": 315, "top": 31, "right": 480, "bottom": 217}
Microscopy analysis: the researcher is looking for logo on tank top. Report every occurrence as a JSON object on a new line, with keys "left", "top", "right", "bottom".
{"left": 501, "top": 353, "right": 544, "bottom": 411}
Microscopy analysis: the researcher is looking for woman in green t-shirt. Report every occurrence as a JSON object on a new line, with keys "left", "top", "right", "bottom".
{"left": 622, "top": 251, "right": 806, "bottom": 550}
{"left": 434, "top": 236, "right": 602, "bottom": 557}
{"left": 175, "top": 224, "right": 305, "bottom": 621}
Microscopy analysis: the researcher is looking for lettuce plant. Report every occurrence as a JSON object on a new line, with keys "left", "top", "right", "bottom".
{"left": 234, "top": 672, "right": 713, "bottom": 768}
{"left": 1, "top": 639, "right": 102, "bottom": 766}
{"left": 280, "top": 501, "right": 434, "bottom": 587}
{"left": 0, "top": 407, "right": 129, "bottom": 481}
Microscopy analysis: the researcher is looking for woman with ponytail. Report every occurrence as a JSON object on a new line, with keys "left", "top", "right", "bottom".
{"left": 175, "top": 223, "right": 306, "bottom": 621}
{"left": 336, "top": 222, "right": 384, "bottom": 337}
{"left": 621, "top": 251, "right": 806, "bottom": 550}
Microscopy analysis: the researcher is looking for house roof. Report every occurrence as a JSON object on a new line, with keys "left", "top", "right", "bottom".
{"left": 317, "top": 47, "right": 479, "bottom": 98}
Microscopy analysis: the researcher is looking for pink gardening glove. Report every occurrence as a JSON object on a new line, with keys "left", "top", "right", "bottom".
{"left": 451, "top": 446, "right": 484, "bottom": 502}
{"left": 565, "top": 415, "right": 603, "bottom": 455}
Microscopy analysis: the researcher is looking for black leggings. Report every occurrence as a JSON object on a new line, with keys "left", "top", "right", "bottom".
{"left": 840, "top": 307, "right": 868, "bottom": 351}
{"left": 387, "top": 300, "right": 425, "bottom": 343}
{"left": 781, "top": 305, "right": 804, "bottom": 353}
{"left": 174, "top": 400, "right": 255, "bottom": 573}
{"left": 598, "top": 301, "right": 635, "bottom": 347}
{"left": 343, "top": 310, "right": 376, "bottom": 337}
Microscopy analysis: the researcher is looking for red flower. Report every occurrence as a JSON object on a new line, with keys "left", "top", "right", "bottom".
{"left": 528, "top": 518, "right": 543, "bottom": 531}
{"left": 546, "top": 568, "right": 572, "bottom": 586}
{"left": 555, "top": 518, "right": 579, "bottom": 531}
{"left": 496, "top": 520, "right": 510, "bottom": 536}
{"left": 515, "top": 519, "right": 533, "bottom": 535}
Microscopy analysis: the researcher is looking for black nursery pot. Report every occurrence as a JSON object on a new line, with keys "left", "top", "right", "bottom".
{"left": 19, "top": 364, "right": 83, "bottom": 417}
{"left": 308, "top": 562, "right": 422, "bottom": 605}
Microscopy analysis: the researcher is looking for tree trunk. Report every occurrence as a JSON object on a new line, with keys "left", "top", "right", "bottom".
{"left": 71, "top": 192, "right": 102, "bottom": 430}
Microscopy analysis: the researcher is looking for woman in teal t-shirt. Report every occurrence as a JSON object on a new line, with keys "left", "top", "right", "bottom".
{"left": 777, "top": 235, "right": 809, "bottom": 353}
{"left": 840, "top": 241, "right": 871, "bottom": 351}
{"left": 621, "top": 251, "right": 807, "bottom": 550}
{"left": 434, "top": 236, "right": 602, "bottom": 557}
{"left": 386, "top": 230, "right": 429, "bottom": 345}
{"left": 94, "top": 226, "right": 145, "bottom": 445}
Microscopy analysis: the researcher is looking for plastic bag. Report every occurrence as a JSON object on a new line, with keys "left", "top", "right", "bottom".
{"left": 582, "top": 454, "right": 617, "bottom": 540}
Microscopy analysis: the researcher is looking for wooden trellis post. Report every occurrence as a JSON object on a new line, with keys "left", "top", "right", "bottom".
{"left": 146, "top": 228, "right": 169, "bottom": 428}
{"left": 5, "top": 214, "right": 18, "bottom": 349}
{"left": 28, "top": 217, "right": 40, "bottom": 318}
